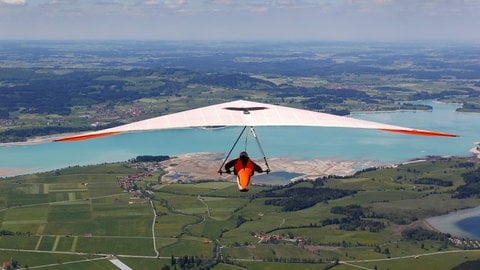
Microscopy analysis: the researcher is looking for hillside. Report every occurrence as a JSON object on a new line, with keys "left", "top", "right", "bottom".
{"left": 1, "top": 41, "right": 480, "bottom": 142}
{"left": 1, "top": 156, "right": 480, "bottom": 269}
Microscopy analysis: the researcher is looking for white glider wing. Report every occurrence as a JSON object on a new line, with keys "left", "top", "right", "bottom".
{"left": 55, "top": 100, "right": 457, "bottom": 142}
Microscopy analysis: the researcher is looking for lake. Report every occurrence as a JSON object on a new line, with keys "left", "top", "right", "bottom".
{"left": 1, "top": 100, "right": 478, "bottom": 176}
{"left": 427, "top": 205, "right": 480, "bottom": 240}
{"left": 1, "top": 100, "right": 480, "bottom": 238}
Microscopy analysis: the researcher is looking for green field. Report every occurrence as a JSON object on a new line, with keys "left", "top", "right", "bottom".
{"left": 1, "top": 158, "right": 480, "bottom": 269}
{"left": 2, "top": 41, "right": 480, "bottom": 144}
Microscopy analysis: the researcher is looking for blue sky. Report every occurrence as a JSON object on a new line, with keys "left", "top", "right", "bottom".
{"left": 1, "top": 0, "right": 479, "bottom": 41}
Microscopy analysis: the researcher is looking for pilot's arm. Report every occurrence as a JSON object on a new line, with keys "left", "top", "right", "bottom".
{"left": 253, "top": 161, "right": 264, "bottom": 173}
{"left": 225, "top": 159, "right": 237, "bottom": 174}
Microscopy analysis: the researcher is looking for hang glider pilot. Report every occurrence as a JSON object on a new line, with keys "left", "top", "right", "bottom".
{"left": 225, "top": 151, "right": 264, "bottom": 192}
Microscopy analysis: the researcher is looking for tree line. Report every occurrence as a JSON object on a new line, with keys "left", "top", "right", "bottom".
{"left": 263, "top": 186, "right": 356, "bottom": 212}
{"left": 453, "top": 168, "right": 480, "bottom": 199}
{"left": 132, "top": 155, "right": 170, "bottom": 162}
{"left": 323, "top": 204, "right": 385, "bottom": 232}
{"left": 414, "top": 178, "right": 453, "bottom": 187}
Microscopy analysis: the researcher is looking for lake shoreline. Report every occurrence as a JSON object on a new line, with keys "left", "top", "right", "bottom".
{"left": 470, "top": 142, "right": 480, "bottom": 158}
{"left": 0, "top": 132, "right": 80, "bottom": 147}
{"left": 157, "top": 152, "right": 378, "bottom": 183}
{"left": 2, "top": 150, "right": 480, "bottom": 241}
{"left": 0, "top": 151, "right": 379, "bottom": 178}
{"left": 426, "top": 205, "right": 480, "bottom": 240}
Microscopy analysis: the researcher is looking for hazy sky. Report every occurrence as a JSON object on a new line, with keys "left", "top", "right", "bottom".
{"left": 1, "top": 0, "right": 479, "bottom": 41}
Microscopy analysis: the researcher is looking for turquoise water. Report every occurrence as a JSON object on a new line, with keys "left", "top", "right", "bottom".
{"left": 1, "top": 100, "right": 480, "bottom": 238}
{"left": 1, "top": 100, "right": 479, "bottom": 175}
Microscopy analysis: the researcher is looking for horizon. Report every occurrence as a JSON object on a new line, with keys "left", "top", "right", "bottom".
{"left": 0, "top": 39, "right": 478, "bottom": 46}
{"left": 1, "top": 0, "right": 479, "bottom": 42}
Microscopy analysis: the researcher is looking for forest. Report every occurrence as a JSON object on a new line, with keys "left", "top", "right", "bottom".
{"left": 1, "top": 41, "right": 480, "bottom": 143}
{"left": 263, "top": 186, "right": 356, "bottom": 211}
{"left": 453, "top": 168, "right": 480, "bottom": 199}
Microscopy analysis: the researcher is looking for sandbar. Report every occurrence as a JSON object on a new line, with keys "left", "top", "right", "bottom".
{"left": 0, "top": 150, "right": 381, "bottom": 179}
{"left": 0, "top": 168, "right": 30, "bottom": 178}
{"left": 0, "top": 133, "right": 78, "bottom": 147}
{"left": 159, "top": 152, "right": 381, "bottom": 183}
{"left": 470, "top": 142, "right": 480, "bottom": 158}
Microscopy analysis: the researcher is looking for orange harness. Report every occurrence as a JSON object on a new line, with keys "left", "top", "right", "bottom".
{"left": 234, "top": 159, "right": 254, "bottom": 191}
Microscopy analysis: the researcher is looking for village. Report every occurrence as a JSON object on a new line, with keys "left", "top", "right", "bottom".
{"left": 449, "top": 237, "right": 480, "bottom": 249}
{"left": 253, "top": 232, "right": 305, "bottom": 245}
{"left": 117, "top": 158, "right": 165, "bottom": 192}
{"left": 117, "top": 167, "right": 155, "bottom": 192}
{"left": 1, "top": 259, "right": 18, "bottom": 270}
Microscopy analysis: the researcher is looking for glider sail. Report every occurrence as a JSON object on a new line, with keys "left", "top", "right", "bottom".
{"left": 55, "top": 100, "right": 457, "bottom": 142}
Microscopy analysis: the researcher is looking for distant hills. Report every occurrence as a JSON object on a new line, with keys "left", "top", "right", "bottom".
{"left": 1, "top": 41, "right": 479, "bottom": 142}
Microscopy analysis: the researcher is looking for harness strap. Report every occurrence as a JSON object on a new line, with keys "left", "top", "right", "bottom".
{"left": 218, "top": 126, "right": 271, "bottom": 174}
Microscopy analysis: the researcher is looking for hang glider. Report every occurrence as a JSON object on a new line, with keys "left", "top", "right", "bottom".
{"left": 55, "top": 99, "right": 457, "bottom": 142}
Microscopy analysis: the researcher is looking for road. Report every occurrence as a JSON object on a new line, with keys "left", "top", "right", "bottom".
{"left": 2, "top": 245, "right": 480, "bottom": 269}
{"left": 338, "top": 249, "right": 480, "bottom": 270}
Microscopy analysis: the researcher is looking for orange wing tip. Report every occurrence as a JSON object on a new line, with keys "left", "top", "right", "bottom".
{"left": 378, "top": 128, "right": 458, "bottom": 137}
{"left": 54, "top": 131, "right": 122, "bottom": 142}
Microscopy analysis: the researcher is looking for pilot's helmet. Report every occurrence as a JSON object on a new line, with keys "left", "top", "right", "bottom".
{"left": 240, "top": 151, "right": 248, "bottom": 158}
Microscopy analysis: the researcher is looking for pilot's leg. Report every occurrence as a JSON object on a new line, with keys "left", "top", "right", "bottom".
{"left": 236, "top": 168, "right": 252, "bottom": 192}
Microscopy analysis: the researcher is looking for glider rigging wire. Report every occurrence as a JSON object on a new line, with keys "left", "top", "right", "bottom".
{"left": 249, "top": 126, "right": 271, "bottom": 173}
{"left": 217, "top": 126, "right": 271, "bottom": 174}
{"left": 218, "top": 126, "right": 247, "bottom": 174}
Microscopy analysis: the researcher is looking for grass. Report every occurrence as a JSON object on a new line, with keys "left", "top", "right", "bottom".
{"left": 158, "top": 238, "right": 215, "bottom": 257}
{"left": 189, "top": 216, "right": 238, "bottom": 239}
{"left": 154, "top": 212, "right": 199, "bottom": 237}
{"left": 116, "top": 257, "right": 172, "bottom": 270}
{"left": 224, "top": 243, "right": 324, "bottom": 261}
{"left": 74, "top": 236, "right": 156, "bottom": 255}
{"left": 239, "top": 262, "right": 332, "bottom": 270}
{"left": 1, "top": 158, "right": 480, "bottom": 269}
{"left": 1, "top": 206, "right": 48, "bottom": 233}
{"left": 0, "top": 251, "right": 113, "bottom": 270}
{"left": 335, "top": 250, "right": 480, "bottom": 270}
{"left": 0, "top": 235, "right": 40, "bottom": 249}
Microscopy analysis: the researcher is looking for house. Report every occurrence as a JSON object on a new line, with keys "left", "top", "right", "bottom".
{"left": 2, "top": 260, "right": 13, "bottom": 270}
